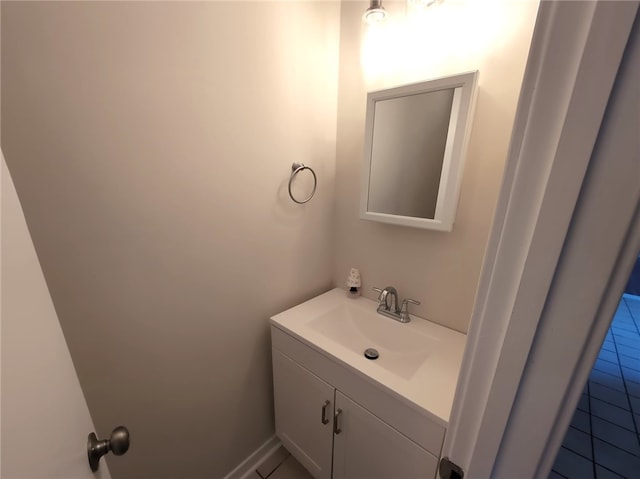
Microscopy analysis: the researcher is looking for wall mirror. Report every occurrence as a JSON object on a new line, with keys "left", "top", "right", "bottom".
{"left": 360, "top": 71, "right": 478, "bottom": 231}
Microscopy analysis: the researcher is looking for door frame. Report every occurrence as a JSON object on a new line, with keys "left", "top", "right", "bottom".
{"left": 441, "top": 1, "right": 640, "bottom": 477}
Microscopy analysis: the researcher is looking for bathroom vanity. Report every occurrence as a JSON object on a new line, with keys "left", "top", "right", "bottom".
{"left": 270, "top": 288, "right": 466, "bottom": 479}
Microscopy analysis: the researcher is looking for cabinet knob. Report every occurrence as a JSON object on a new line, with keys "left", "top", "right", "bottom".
{"left": 321, "top": 400, "right": 331, "bottom": 425}
{"left": 334, "top": 408, "right": 343, "bottom": 435}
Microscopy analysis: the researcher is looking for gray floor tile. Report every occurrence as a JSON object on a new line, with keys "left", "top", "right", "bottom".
{"left": 577, "top": 393, "right": 590, "bottom": 413}
{"left": 256, "top": 445, "right": 290, "bottom": 479}
{"left": 589, "top": 382, "right": 630, "bottom": 410}
{"left": 613, "top": 335, "right": 640, "bottom": 350}
{"left": 613, "top": 328, "right": 640, "bottom": 340}
{"left": 593, "top": 438, "right": 640, "bottom": 478}
{"left": 624, "top": 295, "right": 640, "bottom": 311}
{"left": 590, "top": 370, "right": 626, "bottom": 393}
{"left": 590, "top": 397, "right": 635, "bottom": 431}
{"left": 268, "top": 455, "right": 313, "bottom": 479}
{"left": 591, "top": 416, "right": 640, "bottom": 456}
{"left": 621, "top": 366, "right": 640, "bottom": 384}
{"left": 601, "top": 340, "right": 617, "bottom": 353}
{"left": 562, "top": 426, "right": 592, "bottom": 459}
{"left": 594, "top": 464, "right": 625, "bottom": 478}
{"left": 617, "top": 344, "right": 640, "bottom": 359}
{"left": 613, "top": 321, "right": 635, "bottom": 332}
{"left": 617, "top": 299, "right": 634, "bottom": 314}
{"left": 611, "top": 321, "right": 637, "bottom": 333}
{"left": 613, "top": 309, "right": 632, "bottom": 321}
{"left": 593, "top": 359, "right": 621, "bottom": 376}
{"left": 548, "top": 471, "right": 567, "bottom": 479}
{"left": 613, "top": 311, "right": 635, "bottom": 323}
{"left": 553, "top": 447, "right": 594, "bottom": 479}
{"left": 618, "top": 354, "right": 640, "bottom": 372}
{"left": 571, "top": 409, "right": 591, "bottom": 434}
{"left": 598, "top": 349, "right": 620, "bottom": 365}
{"left": 625, "top": 379, "right": 640, "bottom": 398}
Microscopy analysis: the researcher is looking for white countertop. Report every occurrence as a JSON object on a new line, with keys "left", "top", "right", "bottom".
{"left": 270, "top": 288, "right": 467, "bottom": 426}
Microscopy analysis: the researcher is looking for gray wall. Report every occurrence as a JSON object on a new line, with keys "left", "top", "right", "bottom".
{"left": 1, "top": 2, "right": 339, "bottom": 478}
{"left": 333, "top": 0, "right": 539, "bottom": 333}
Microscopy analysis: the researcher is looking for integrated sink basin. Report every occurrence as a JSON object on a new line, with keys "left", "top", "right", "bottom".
{"left": 271, "top": 288, "right": 467, "bottom": 424}
{"left": 307, "top": 302, "right": 437, "bottom": 379}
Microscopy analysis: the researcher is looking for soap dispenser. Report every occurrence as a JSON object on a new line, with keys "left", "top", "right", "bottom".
{"left": 346, "top": 268, "right": 361, "bottom": 298}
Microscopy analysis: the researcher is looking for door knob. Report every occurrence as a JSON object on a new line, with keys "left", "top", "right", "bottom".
{"left": 87, "top": 426, "right": 130, "bottom": 472}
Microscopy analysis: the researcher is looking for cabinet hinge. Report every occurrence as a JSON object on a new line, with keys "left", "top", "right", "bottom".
{"left": 439, "top": 457, "right": 464, "bottom": 479}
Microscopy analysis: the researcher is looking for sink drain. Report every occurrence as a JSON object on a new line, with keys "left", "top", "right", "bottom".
{"left": 364, "top": 348, "right": 379, "bottom": 360}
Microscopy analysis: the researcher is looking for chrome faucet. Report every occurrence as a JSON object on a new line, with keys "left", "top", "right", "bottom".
{"left": 372, "top": 286, "right": 420, "bottom": 323}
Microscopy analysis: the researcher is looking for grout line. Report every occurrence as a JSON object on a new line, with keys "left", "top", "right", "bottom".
{"left": 592, "top": 360, "right": 622, "bottom": 375}
{"left": 590, "top": 421, "right": 640, "bottom": 458}
{"left": 610, "top": 313, "right": 640, "bottom": 441}
{"left": 593, "top": 461, "right": 627, "bottom": 478}
{"left": 594, "top": 359, "right": 621, "bottom": 371}
{"left": 590, "top": 379, "right": 630, "bottom": 396}
{"left": 618, "top": 362, "right": 640, "bottom": 374}
{"left": 588, "top": 381, "right": 597, "bottom": 479}
{"left": 622, "top": 297, "right": 640, "bottom": 335}
{"left": 550, "top": 468, "right": 570, "bottom": 479}
{"left": 616, "top": 351, "right": 640, "bottom": 362}
{"left": 563, "top": 429, "right": 640, "bottom": 462}
{"left": 591, "top": 367, "right": 624, "bottom": 380}
{"left": 556, "top": 445, "right": 593, "bottom": 467}
{"left": 589, "top": 410, "right": 637, "bottom": 434}
{"left": 588, "top": 388, "right": 633, "bottom": 412}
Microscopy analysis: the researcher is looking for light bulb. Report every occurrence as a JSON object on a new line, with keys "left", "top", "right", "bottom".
{"left": 363, "top": 0, "right": 388, "bottom": 25}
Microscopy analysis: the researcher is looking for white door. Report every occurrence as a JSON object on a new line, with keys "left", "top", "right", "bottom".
{"left": 272, "top": 350, "right": 334, "bottom": 479}
{"left": 1, "top": 156, "right": 111, "bottom": 479}
{"left": 332, "top": 391, "right": 438, "bottom": 479}
{"left": 442, "top": 2, "right": 640, "bottom": 478}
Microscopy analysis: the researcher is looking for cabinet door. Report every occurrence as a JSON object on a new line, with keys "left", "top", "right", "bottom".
{"left": 333, "top": 391, "right": 439, "bottom": 479}
{"left": 273, "top": 349, "right": 334, "bottom": 479}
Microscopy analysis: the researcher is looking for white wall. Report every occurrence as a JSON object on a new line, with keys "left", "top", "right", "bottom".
{"left": 1, "top": 155, "right": 111, "bottom": 479}
{"left": 333, "top": 0, "right": 540, "bottom": 333}
{"left": 1, "top": 1, "right": 541, "bottom": 476}
{"left": 1, "top": 2, "right": 340, "bottom": 478}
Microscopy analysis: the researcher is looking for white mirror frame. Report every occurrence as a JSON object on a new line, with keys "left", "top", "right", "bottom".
{"left": 360, "top": 71, "right": 478, "bottom": 232}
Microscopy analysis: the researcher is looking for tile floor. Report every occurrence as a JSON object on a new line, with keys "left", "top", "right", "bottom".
{"left": 250, "top": 445, "right": 313, "bottom": 479}
{"left": 550, "top": 294, "right": 640, "bottom": 479}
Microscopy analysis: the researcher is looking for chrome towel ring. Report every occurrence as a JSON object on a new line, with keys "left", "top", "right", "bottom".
{"left": 288, "top": 162, "right": 317, "bottom": 204}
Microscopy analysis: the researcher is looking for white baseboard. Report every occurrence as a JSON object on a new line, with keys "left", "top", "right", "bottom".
{"left": 223, "top": 435, "right": 282, "bottom": 479}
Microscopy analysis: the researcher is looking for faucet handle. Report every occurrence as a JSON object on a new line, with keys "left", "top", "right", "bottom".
{"left": 400, "top": 298, "right": 421, "bottom": 322}
{"left": 402, "top": 298, "right": 421, "bottom": 307}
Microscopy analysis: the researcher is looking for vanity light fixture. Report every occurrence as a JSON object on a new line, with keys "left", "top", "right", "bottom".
{"left": 363, "top": 0, "right": 388, "bottom": 25}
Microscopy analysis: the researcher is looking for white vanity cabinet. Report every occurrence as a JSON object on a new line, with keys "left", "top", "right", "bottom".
{"left": 273, "top": 349, "right": 334, "bottom": 479}
{"left": 272, "top": 327, "right": 442, "bottom": 479}
{"left": 332, "top": 391, "right": 438, "bottom": 479}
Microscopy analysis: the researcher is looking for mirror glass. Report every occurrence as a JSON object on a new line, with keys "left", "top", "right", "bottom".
{"left": 361, "top": 71, "right": 478, "bottom": 231}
